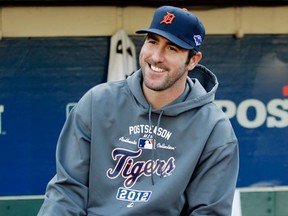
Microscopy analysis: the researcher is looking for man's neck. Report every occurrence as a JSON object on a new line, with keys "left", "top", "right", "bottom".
{"left": 142, "top": 83, "right": 186, "bottom": 110}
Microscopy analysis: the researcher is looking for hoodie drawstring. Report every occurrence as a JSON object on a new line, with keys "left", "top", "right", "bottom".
{"left": 148, "top": 104, "right": 164, "bottom": 185}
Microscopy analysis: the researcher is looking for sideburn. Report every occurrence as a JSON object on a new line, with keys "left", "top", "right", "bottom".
{"left": 185, "top": 50, "right": 197, "bottom": 65}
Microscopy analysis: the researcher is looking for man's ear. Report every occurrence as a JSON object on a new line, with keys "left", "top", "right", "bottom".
{"left": 187, "top": 52, "right": 202, "bottom": 71}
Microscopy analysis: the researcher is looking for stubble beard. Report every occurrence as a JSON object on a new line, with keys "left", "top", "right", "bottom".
{"left": 141, "top": 60, "right": 187, "bottom": 92}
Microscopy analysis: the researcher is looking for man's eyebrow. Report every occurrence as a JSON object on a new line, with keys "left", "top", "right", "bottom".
{"left": 146, "top": 34, "right": 159, "bottom": 41}
{"left": 167, "top": 41, "right": 179, "bottom": 48}
{"left": 146, "top": 33, "right": 181, "bottom": 49}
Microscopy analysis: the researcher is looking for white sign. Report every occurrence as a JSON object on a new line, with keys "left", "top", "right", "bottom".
{"left": 215, "top": 99, "right": 288, "bottom": 128}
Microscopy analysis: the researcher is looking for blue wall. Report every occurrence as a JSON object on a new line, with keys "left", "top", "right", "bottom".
{"left": 0, "top": 35, "right": 287, "bottom": 195}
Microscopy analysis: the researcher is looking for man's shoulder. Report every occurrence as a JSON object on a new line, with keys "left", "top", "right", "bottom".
{"left": 91, "top": 79, "right": 129, "bottom": 95}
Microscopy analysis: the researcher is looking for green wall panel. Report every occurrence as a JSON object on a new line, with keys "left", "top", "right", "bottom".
{"left": 0, "top": 198, "right": 43, "bottom": 216}
{"left": 275, "top": 191, "right": 288, "bottom": 216}
{"left": 241, "top": 190, "right": 288, "bottom": 216}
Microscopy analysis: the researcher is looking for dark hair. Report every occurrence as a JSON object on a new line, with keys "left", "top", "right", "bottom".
{"left": 185, "top": 49, "right": 198, "bottom": 65}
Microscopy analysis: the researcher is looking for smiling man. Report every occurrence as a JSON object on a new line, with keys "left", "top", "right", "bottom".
{"left": 38, "top": 6, "right": 239, "bottom": 216}
{"left": 139, "top": 33, "right": 202, "bottom": 109}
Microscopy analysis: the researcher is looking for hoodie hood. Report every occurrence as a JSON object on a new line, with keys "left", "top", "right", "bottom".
{"left": 127, "top": 64, "right": 218, "bottom": 116}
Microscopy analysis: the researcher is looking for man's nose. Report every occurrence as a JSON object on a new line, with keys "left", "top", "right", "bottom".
{"left": 151, "top": 48, "right": 165, "bottom": 62}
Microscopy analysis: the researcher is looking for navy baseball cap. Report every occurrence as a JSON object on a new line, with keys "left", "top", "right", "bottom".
{"left": 136, "top": 6, "right": 205, "bottom": 51}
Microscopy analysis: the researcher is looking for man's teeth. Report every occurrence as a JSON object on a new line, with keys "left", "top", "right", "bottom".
{"left": 151, "top": 65, "right": 165, "bottom": 72}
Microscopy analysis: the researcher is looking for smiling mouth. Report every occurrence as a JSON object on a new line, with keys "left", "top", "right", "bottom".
{"left": 150, "top": 65, "right": 166, "bottom": 72}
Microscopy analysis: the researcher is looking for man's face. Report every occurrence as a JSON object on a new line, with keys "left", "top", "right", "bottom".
{"left": 139, "top": 33, "right": 195, "bottom": 92}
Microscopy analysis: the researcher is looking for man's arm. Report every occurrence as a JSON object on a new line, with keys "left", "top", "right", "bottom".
{"left": 38, "top": 94, "right": 92, "bottom": 216}
{"left": 184, "top": 118, "right": 239, "bottom": 215}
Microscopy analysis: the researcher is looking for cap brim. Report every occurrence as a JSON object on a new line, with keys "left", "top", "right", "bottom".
{"left": 136, "top": 29, "right": 196, "bottom": 50}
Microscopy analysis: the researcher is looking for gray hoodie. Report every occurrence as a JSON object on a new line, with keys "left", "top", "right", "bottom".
{"left": 38, "top": 65, "right": 239, "bottom": 216}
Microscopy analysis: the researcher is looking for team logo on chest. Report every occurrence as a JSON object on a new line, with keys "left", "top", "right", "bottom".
{"left": 106, "top": 148, "right": 176, "bottom": 188}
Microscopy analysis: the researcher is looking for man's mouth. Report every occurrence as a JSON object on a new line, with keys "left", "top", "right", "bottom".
{"left": 150, "top": 65, "right": 166, "bottom": 73}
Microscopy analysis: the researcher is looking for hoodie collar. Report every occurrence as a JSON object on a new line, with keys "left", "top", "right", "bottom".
{"left": 127, "top": 64, "right": 218, "bottom": 116}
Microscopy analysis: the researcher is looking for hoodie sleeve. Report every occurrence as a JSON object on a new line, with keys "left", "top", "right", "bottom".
{"left": 38, "top": 92, "right": 92, "bottom": 216}
{"left": 184, "top": 118, "right": 239, "bottom": 216}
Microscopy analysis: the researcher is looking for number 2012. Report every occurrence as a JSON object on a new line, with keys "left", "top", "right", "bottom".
{"left": 116, "top": 187, "right": 152, "bottom": 202}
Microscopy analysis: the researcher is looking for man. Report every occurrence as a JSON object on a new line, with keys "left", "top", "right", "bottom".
{"left": 38, "top": 5, "right": 239, "bottom": 216}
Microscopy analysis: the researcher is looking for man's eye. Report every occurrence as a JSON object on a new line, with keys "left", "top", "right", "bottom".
{"left": 148, "top": 40, "right": 156, "bottom": 44}
{"left": 168, "top": 46, "right": 178, "bottom": 51}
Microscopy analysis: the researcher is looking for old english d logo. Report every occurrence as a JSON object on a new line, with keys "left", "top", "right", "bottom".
{"left": 160, "top": 12, "right": 175, "bottom": 24}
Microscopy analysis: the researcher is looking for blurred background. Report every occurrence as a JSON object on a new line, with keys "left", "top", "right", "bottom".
{"left": 0, "top": 1, "right": 288, "bottom": 215}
